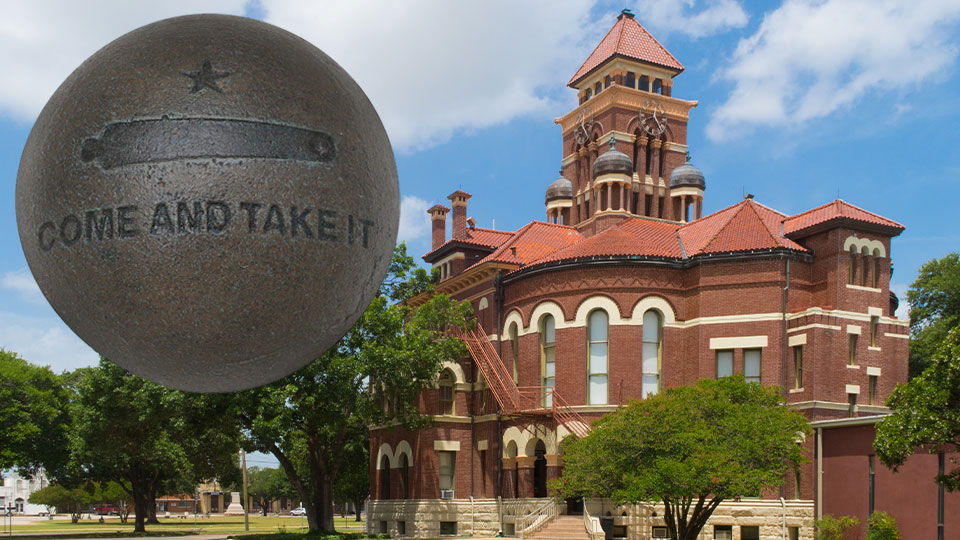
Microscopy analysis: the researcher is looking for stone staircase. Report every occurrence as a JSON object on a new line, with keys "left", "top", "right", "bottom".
{"left": 531, "top": 515, "right": 590, "bottom": 540}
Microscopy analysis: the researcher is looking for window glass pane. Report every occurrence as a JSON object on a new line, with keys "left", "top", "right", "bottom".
{"left": 589, "top": 375, "right": 607, "bottom": 405}
{"left": 642, "top": 311, "right": 660, "bottom": 342}
{"left": 544, "top": 376, "right": 555, "bottom": 388}
{"left": 544, "top": 346, "right": 555, "bottom": 365}
{"left": 642, "top": 348, "right": 658, "bottom": 373}
{"left": 589, "top": 311, "right": 608, "bottom": 341}
{"left": 590, "top": 343, "right": 607, "bottom": 372}
{"left": 744, "top": 349, "right": 761, "bottom": 381}
{"left": 543, "top": 316, "right": 555, "bottom": 343}
{"left": 642, "top": 375, "right": 658, "bottom": 398}
{"left": 716, "top": 350, "right": 733, "bottom": 378}
{"left": 545, "top": 361, "right": 555, "bottom": 378}
{"left": 439, "top": 452, "right": 455, "bottom": 490}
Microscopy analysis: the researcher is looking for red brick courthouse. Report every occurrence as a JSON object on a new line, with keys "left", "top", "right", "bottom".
{"left": 369, "top": 10, "right": 948, "bottom": 540}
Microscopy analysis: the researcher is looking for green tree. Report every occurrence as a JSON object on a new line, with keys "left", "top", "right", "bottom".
{"left": 70, "top": 361, "right": 240, "bottom": 532}
{"left": 0, "top": 350, "right": 71, "bottom": 477}
{"left": 866, "top": 511, "right": 901, "bottom": 540}
{"left": 234, "top": 243, "right": 470, "bottom": 532}
{"left": 92, "top": 481, "right": 133, "bottom": 523}
{"left": 246, "top": 467, "right": 295, "bottom": 514}
{"left": 28, "top": 484, "right": 93, "bottom": 523}
{"left": 875, "top": 326, "right": 960, "bottom": 490}
{"left": 814, "top": 514, "right": 859, "bottom": 540}
{"left": 906, "top": 252, "right": 960, "bottom": 378}
{"left": 333, "top": 428, "right": 369, "bottom": 521}
{"left": 555, "top": 376, "right": 810, "bottom": 540}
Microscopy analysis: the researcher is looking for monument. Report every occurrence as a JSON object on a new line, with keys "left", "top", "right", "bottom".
{"left": 15, "top": 15, "right": 399, "bottom": 392}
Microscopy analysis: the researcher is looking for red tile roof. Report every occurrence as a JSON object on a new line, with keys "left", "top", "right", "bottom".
{"left": 679, "top": 198, "right": 806, "bottom": 255}
{"left": 782, "top": 199, "right": 904, "bottom": 236}
{"left": 478, "top": 222, "right": 583, "bottom": 266}
{"left": 530, "top": 218, "right": 682, "bottom": 266}
{"left": 424, "top": 226, "right": 514, "bottom": 259}
{"left": 427, "top": 204, "right": 450, "bottom": 214}
{"left": 569, "top": 11, "right": 683, "bottom": 87}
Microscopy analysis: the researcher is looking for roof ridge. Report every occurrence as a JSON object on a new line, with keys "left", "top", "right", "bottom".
{"left": 627, "top": 16, "right": 683, "bottom": 70}
{"left": 699, "top": 201, "right": 748, "bottom": 251}
{"left": 527, "top": 220, "right": 579, "bottom": 230}
{"left": 745, "top": 200, "right": 784, "bottom": 246}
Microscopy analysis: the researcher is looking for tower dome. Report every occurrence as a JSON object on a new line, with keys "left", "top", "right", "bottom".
{"left": 545, "top": 173, "right": 573, "bottom": 204}
{"left": 670, "top": 160, "right": 705, "bottom": 190}
{"left": 592, "top": 139, "right": 633, "bottom": 177}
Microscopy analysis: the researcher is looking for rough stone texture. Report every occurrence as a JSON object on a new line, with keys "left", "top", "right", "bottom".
{"left": 367, "top": 498, "right": 814, "bottom": 539}
{"left": 16, "top": 14, "right": 398, "bottom": 392}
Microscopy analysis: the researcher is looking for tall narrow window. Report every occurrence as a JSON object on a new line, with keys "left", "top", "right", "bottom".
{"left": 540, "top": 315, "right": 556, "bottom": 407}
{"left": 849, "top": 333, "right": 858, "bottom": 365}
{"left": 872, "top": 249, "right": 881, "bottom": 288}
{"left": 868, "top": 455, "right": 875, "bottom": 515}
{"left": 625, "top": 71, "right": 635, "bottom": 88}
{"left": 587, "top": 310, "right": 609, "bottom": 405}
{"left": 585, "top": 88, "right": 592, "bottom": 100}
{"left": 509, "top": 322, "right": 520, "bottom": 383}
{"left": 642, "top": 310, "right": 662, "bottom": 397}
{"left": 716, "top": 350, "right": 734, "bottom": 378}
{"left": 438, "top": 451, "right": 456, "bottom": 497}
{"left": 848, "top": 393, "right": 858, "bottom": 417}
{"left": 793, "top": 346, "right": 803, "bottom": 389}
{"left": 869, "top": 375, "right": 878, "bottom": 405}
{"left": 399, "top": 453, "right": 410, "bottom": 499}
{"left": 849, "top": 246, "right": 858, "bottom": 284}
{"left": 595, "top": 82, "right": 602, "bottom": 95}
{"left": 870, "top": 316, "right": 879, "bottom": 347}
{"left": 861, "top": 247, "right": 870, "bottom": 287}
{"left": 604, "top": 75, "right": 611, "bottom": 88}
{"left": 744, "top": 349, "right": 761, "bottom": 384}
{"left": 439, "top": 369, "right": 455, "bottom": 415}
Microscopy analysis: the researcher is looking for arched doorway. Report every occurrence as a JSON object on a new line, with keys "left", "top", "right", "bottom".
{"left": 533, "top": 440, "right": 547, "bottom": 498}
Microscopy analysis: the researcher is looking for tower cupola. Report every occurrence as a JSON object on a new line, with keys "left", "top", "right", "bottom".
{"left": 669, "top": 154, "right": 705, "bottom": 222}
{"left": 592, "top": 138, "right": 633, "bottom": 177}
{"left": 545, "top": 169, "right": 573, "bottom": 225}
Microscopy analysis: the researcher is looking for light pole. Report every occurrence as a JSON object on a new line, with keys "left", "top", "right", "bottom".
{"left": 241, "top": 449, "right": 249, "bottom": 532}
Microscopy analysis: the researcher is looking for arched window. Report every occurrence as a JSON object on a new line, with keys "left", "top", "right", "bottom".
{"left": 849, "top": 246, "right": 858, "bottom": 284}
{"left": 540, "top": 315, "right": 556, "bottom": 407}
{"left": 379, "top": 455, "right": 391, "bottom": 500}
{"left": 585, "top": 87, "right": 592, "bottom": 100}
{"left": 595, "top": 82, "right": 602, "bottom": 95}
{"left": 861, "top": 246, "right": 870, "bottom": 287}
{"left": 439, "top": 369, "right": 455, "bottom": 415}
{"left": 398, "top": 453, "right": 410, "bottom": 499}
{"left": 587, "top": 310, "right": 608, "bottom": 405}
{"left": 604, "top": 75, "right": 611, "bottom": 88}
{"left": 533, "top": 440, "right": 548, "bottom": 498}
{"left": 509, "top": 322, "right": 520, "bottom": 383}
{"left": 625, "top": 71, "right": 636, "bottom": 89}
{"left": 642, "top": 310, "right": 662, "bottom": 397}
{"left": 872, "top": 248, "right": 881, "bottom": 288}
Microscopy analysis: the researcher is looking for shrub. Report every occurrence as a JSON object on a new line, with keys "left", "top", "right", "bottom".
{"left": 867, "top": 511, "right": 901, "bottom": 540}
{"left": 814, "top": 514, "right": 859, "bottom": 540}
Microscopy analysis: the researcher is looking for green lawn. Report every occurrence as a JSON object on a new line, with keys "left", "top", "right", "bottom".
{"left": 6, "top": 514, "right": 367, "bottom": 537}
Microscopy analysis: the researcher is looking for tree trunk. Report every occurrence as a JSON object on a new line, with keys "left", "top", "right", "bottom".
{"left": 132, "top": 487, "right": 151, "bottom": 533}
{"left": 311, "top": 474, "right": 335, "bottom": 532}
{"left": 146, "top": 487, "right": 159, "bottom": 524}
{"left": 353, "top": 498, "right": 363, "bottom": 522}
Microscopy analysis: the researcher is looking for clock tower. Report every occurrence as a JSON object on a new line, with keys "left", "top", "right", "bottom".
{"left": 552, "top": 9, "right": 703, "bottom": 236}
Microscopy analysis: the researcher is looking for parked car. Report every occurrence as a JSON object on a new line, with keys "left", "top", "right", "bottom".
{"left": 94, "top": 505, "right": 117, "bottom": 515}
{"left": 289, "top": 507, "right": 306, "bottom": 516}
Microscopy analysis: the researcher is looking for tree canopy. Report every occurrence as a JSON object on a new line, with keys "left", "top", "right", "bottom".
{"left": 70, "top": 360, "right": 240, "bottom": 532}
{"left": 556, "top": 376, "right": 810, "bottom": 540}
{"left": 234, "top": 243, "right": 471, "bottom": 532}
{"left": 0, "top": 349, "right": 71, "bottom": 477}
{"left": 875, "top": 326, "right": 960, "bottom": 490}
{"left": 906, "top": 252, "right": 960, "bottom": 378}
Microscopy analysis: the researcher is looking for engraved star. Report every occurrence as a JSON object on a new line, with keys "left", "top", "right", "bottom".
{"left": 182, "top": 60, "right": 230, "bottom": 93}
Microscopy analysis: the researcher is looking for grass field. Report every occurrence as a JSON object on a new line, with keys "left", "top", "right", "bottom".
{"left": 4, "top": 514, "right": 367, "bottom": 536}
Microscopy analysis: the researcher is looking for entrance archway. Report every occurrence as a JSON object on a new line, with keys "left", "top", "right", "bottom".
{"left": 533, "top": 440, "right": 547, "bottom": 497}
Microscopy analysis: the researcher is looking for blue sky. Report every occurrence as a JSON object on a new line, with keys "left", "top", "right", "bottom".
{"left": 2, "top": 0, "right": 960, "bottom": 373}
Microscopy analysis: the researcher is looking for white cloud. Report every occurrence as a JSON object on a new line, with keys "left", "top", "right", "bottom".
{"left": 0, "top": 311, "right": 99, "bottom": 372}
{"left": 0, "top": 1, "right": 248, "bottom": 122}
{"left": 0, "top": 268, "right": 44, "bottom": 304}
{"left": 707, "top": 0, "right": 960, "bottom": 140}
{"left": 638, "top": 0, "right": 748, "bottom": 38}
{"left": 259, "top": 0, "right": 595, "bottom": 151}
{"left": 398, "top": 195, "right": 431, "bottom": 244}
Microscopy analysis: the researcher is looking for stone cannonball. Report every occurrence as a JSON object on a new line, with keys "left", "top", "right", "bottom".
{"left": 15, "top": 15, "right": 399, "bottom": 392}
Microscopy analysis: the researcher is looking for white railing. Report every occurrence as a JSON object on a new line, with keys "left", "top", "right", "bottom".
{"left": 583, "top": 501, "right": 604, "bottom": 540}
{"left": 517, "top": 499, "right": 559, "bottom": 539}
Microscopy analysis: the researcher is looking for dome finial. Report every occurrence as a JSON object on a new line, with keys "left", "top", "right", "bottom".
{"left": 609, "top": 138, "right": 617, "bottom": 151}
{"left": 686, "top": 150, "right": 692, "bottom": 163}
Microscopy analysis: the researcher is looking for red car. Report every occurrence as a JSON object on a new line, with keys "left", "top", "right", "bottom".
{"left": 94, "top": 505, "right": 117, "bottom": 515}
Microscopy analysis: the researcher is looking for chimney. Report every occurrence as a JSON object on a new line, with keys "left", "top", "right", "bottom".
{"left": 427, "top": 204, "right": 450, "bottom": 251}
{"left": 447, "top": 190, "right": 472, "bottom": 240}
